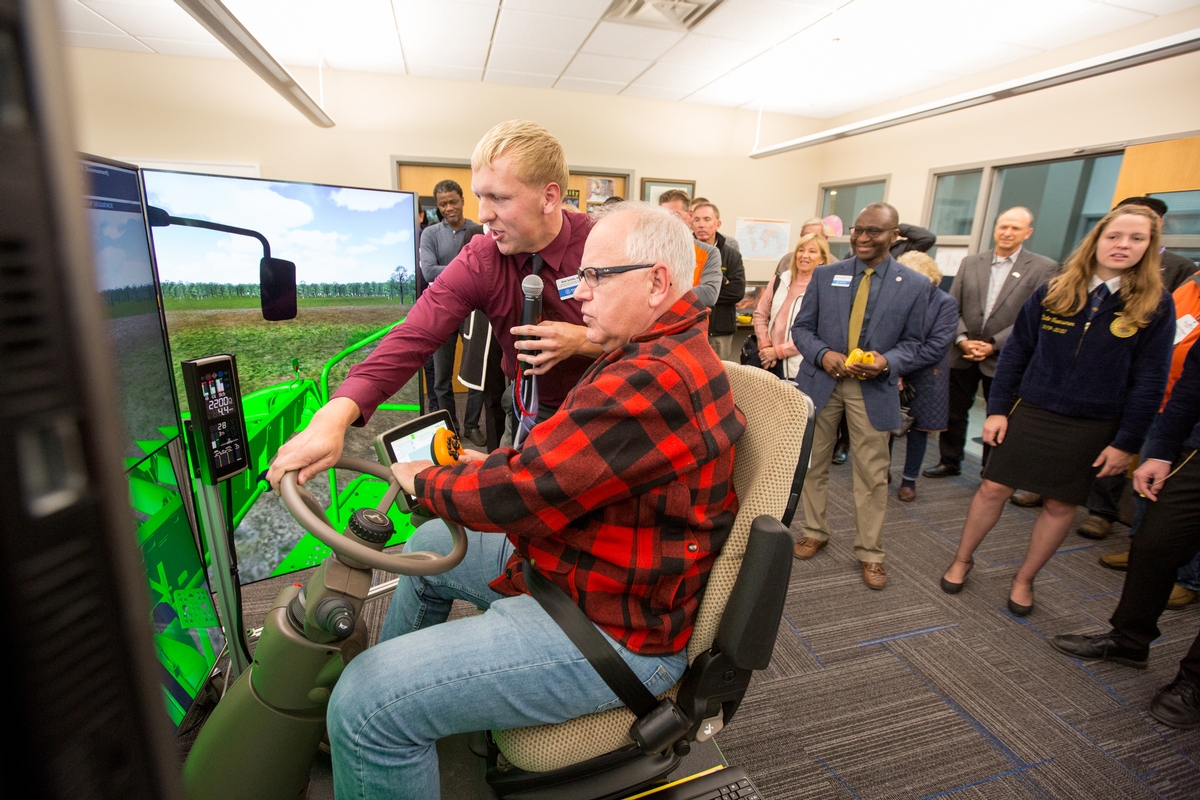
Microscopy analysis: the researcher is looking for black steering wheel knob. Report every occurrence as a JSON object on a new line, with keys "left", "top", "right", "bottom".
{"left": 347, "top": 507, "right": 394, "bottom": 545}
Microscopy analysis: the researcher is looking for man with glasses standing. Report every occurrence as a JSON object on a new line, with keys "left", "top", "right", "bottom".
{"left": 791, "top": 203, "right": 929, "bottom": 589}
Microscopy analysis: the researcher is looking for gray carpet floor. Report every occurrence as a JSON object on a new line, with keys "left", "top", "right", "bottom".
{"left": 715, "top": 440, "right": 1200, "bottom": 799}
{"left": 194, "top": 430, "right": 1200, "bottom": 799}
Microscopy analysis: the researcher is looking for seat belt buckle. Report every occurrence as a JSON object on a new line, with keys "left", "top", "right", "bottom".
{"left": 629, "top": 699, "right": 690, "bottom": 754}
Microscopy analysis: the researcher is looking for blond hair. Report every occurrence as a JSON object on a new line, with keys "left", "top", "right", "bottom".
{"left": 898, "top": 251, "right": 942, "bottom": 285}
{"left": 791, "top": 233, "right": 833, "bottom": 280}
{"left": 1043, "top": 205, "right": 1163, "bottom": 327}
{"left": 471, "top": 120, "right": 568, "bottom": 195}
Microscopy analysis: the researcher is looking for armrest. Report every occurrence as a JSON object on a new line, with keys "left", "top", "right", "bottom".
{"left": 715, "top": 516, "right": 794, "bottom": 670}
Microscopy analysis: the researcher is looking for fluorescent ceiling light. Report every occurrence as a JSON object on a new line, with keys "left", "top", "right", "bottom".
{"left": 750, "top": 27, "right": 1200, "bottom": 158}
{"left": 174, "top": 0, "right": 334, "bottom": 128}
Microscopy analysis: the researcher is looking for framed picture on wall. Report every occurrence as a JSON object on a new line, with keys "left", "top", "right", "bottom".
{"left": 585, "top": 177, "right": 616, "bottom": 203}
{"left": 642, "top": 178, "right": 696, "bottom": 203}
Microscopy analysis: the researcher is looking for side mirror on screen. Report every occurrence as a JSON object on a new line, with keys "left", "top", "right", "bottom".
{"left": 260, "top": 256, "right": 297, "bottom": 321}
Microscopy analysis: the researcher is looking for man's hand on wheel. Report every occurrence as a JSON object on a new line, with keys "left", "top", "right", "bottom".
{"left": 266, "top": 397, "right": 360, "bottom": 492}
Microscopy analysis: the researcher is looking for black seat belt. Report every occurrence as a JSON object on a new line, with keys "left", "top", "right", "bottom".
{"left": 521, "top": 561, "right": 691, "bottom": 755}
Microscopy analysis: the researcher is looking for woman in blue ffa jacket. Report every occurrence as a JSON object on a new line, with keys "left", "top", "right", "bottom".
{"left": 940, "top": 205, "right": 1175, "bottom": 615}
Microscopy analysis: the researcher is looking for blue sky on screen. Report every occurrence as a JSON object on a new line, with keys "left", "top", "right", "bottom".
{"left": 88, "top": 206, "right": 156, "bottom": 292}
{"left": 143, "top": 171, "right": 416, "bottom": 285}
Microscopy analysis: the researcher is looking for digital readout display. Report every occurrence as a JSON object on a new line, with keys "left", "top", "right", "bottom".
{"left": 199, "top": 367, "right": 242, "bottom": 471}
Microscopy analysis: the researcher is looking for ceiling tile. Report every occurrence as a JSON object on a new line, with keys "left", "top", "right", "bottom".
{"left": 493, "top": 8, "right": 596, "bottom": 51}
{"left": 81, "top": 0, "right": 216, "bottom": 42}
{"left": 407, "top": 63, "right": 484, "bottom": 81}
{"left": 684, "top": 73, "right": 756, "bottom": 107}
{"left": 487, "top": 44, "right": 575, "bottom": 75}
{"left": 620, "top": 83, "right": 690, "bottom": 101}
{"left": 503, "top": 0, "right": 610, "bottom": 18}
{"left": 1101, "top": 0, "right": 1199, "bottom": 12}
{"left": 221, "top": 1, "right": 405, "bottom": 72}
{"left": 632, "top": 60, "right": 723, "bottom": 91}
{"left": 62, "top": 30, "right": 154, "bottom": 52}
{"left": 554, "top": 76, "right": 626, "bottom": 95}
{"left": 691, "top": 0, "right": 829, "bottom": 45}
{"left": 582, "top": 21, "right": 685, "bottom": 60}
{"left": 55, "top": 0, "right": 126, "bottom": 35}
{"left": 138, "top": 37, "right": 235, "bottom": 59}
{"left": 657, "top": 33, "right": 763, "bottom": 67}
{"left": 483, "top": 68, "right": 557, "bottom": 88}
{"left": 993, "top": 2, "right": 1152, "bottom": 50}
{"left": 404, "top": 39, "right": 489, "bottom": 69}
{"left": 563, "top": 52, "right": 651, "bottom": 82}
{"left": 392, "top": 0, "right": 499, "bottom": 43}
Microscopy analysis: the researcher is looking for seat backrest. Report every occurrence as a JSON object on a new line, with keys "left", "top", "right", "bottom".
{"left": 686, "top": 363, "right": 810, "bottom": 664}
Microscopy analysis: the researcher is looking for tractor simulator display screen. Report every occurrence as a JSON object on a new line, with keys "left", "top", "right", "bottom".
{"left": 82, "top": 157, "right": 225, "bottom": 727}
{"left": 142, "top": 170, "right": 421, "bottom": 583}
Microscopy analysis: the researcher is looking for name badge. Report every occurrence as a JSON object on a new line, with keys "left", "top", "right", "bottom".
{"left": 831, "top": 274, "right": 852, "bottom": 288}
{"left": 1177, "top": 314, "right": 1198, "bottom": 345}
{"left": 556, "top": 273, "right": 581, "bottom": 300}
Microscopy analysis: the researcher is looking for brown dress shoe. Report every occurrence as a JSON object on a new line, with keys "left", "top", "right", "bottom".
{"left": 1010, "top": 490, "right": 1043, "bottom": 508}
{"left": 861, "top": 561, "right": 887, "bottom": 589}
{"left": 1076, "top": 514, "right": 1113, "bottom": 540}
{"left": 1100, "top": 551, "right": 1129, "bottom": 571}
{"left": 1168, "top": 584, "right": 1198, "bottom": 609}
{"left": 897, "top": 485, "right": 916, "bottom": 502}
{"left": 793, "top": 537, "right": 827, "bottom": 559}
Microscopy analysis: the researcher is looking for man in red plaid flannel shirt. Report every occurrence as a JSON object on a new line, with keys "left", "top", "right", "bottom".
{"left": 327, "top": 202, "right": 746, "bottom": 799}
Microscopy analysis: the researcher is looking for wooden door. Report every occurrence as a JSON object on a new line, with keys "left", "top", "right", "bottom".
{"left": 398, "top": 164, "right": 478, "bottom": 224}
{"left": 1112, "top": 136, "right": 1200, "bottom": 201}
{"left": 398, "top": 163, "right": 477, "bottom": 394}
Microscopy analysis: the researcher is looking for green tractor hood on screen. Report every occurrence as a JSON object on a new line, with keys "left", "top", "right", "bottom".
{"left": 146, "top": 205, "right": 298, "bottom": 321}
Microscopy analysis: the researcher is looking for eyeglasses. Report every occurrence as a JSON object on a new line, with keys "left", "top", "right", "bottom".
{"left": 849, "top": 226, "right": 898, "bottom": 239}
{"left": 577, "top": 263, "right": 656, "bottom": 288}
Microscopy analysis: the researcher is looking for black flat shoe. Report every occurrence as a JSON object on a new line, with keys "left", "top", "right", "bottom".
{"left": 1007, "top": 580, "right": 1033, "bottom": 616}
{"left": 1151, "top": 676, "right": 1200, "bottom": 728}
{"left": 922, "top": 463, "right": 960, "bottom": 478}
{"left": 940, "top": 559, "right": 974, "bottom": 594}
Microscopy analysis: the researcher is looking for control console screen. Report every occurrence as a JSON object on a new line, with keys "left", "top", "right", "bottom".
{"left": 181, "top": 355, "right": 249, "bottom": 484}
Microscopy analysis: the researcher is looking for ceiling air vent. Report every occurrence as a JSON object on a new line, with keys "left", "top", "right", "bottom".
{"left": 602, "top": 0, "right": 725, "bottom": 31}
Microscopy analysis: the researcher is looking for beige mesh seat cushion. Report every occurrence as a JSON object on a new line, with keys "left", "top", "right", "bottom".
{"left": 494, "top": 363, "right": 811, "bottom": 773}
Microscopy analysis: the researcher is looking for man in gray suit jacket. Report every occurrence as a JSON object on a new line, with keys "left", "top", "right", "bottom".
{"left": 791, "top": 203, "right": 929, "bottom": 589}
{"left": 924, "top": 207, "right": 1059, "bottom": 477}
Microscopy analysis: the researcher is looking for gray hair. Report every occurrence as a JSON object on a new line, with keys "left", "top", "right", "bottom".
{"left": 593, "top": 201, "right": 694, "bottom": 292}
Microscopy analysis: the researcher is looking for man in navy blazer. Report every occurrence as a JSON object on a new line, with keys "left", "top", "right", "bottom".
{"left": 790, "top": 203, "right": 929, "bottom": 589}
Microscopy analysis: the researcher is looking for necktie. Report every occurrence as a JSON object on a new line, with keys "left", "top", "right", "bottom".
{"left": 847, "top": 267, "right": 874, "bottom": 352}
{"left": 1086, "top": 283, "right": 1110, "bottom": 322}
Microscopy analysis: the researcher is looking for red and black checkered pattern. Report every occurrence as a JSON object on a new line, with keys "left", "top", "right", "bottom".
{"left": 415, "top": 293, "right": 746, "bottom": 655}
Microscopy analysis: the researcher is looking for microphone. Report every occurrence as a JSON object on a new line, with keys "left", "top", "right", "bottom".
{"left": 519, "top": 273, "right": 545, "bottom": 350}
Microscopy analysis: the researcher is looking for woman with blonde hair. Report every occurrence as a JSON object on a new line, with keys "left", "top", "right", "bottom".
{"left": 940, "top": 205, "right": 1175, "bottom": 614}
{"left": 753, "top": 232, "right": 833, "bottom": 379}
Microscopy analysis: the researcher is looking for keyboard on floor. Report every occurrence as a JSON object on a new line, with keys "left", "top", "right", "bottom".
{"left": 626, "top": 766, "right": 763, "bottom": 800}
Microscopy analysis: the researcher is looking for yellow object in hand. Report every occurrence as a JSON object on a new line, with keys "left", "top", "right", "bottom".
{"left": 845, "top": 348, "right": 873, "bottom": 378}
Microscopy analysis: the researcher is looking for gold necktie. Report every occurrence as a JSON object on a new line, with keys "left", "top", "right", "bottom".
{"left": 847, "top": 267, "right": 874, "bottom": 352}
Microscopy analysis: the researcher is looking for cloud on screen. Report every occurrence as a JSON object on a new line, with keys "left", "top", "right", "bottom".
{"left": 143, "top": 172, "right": 415, "bottom": 285}
{"left": 330, "top": 187, "right": 405, "bottom": 212}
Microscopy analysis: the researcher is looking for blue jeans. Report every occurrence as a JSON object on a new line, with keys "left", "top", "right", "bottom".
{"left": 902, "top": 430, "right": 928, "bottom": 482}
{"left": 327, "top": 521, "right": 687, "bottom": 800}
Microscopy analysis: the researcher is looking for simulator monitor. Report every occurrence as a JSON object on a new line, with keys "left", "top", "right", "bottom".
{"left": 142, "top": 169, "right": 420, "bottom": 584}
{"left": 81, "top": 154, "right": 225, "bottom": 729}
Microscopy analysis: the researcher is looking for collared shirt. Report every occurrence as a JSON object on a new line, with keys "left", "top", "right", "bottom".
{"left": 335, "top": 211, "right": 595, "bottom": 421}
{"left": 415, "top": 293, "right": 746, "bottom": 655}
{"left": 1088, "top": 274, "right": 1122, "bottom": 294}
{"left": 850, "top": 255, "right": 891, "bottom": 341}
{"left": 985, "top": 247, "right": 1021, "bottom": 319}
{"left": 419, "top": 218, "right": 480, "bottom": 283}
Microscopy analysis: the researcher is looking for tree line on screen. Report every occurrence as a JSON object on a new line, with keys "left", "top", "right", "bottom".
{"left": 152, "top": 266, "right": 416, "bottom": 303}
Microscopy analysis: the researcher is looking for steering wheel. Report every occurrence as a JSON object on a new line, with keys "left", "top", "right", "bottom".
{"left": 279, "top": 456, "right": 467, "bottom": 576}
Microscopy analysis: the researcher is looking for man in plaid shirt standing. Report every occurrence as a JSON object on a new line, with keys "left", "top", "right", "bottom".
{"left": 325, "top": 202, "right": 746, "bottom": 799}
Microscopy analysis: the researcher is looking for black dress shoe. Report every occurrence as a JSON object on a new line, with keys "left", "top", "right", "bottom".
{"left": 922, "top": 463, "right": 960, "bottom": 478}
{"left": 1049, "top": 633, "right": 1148, "bottom": 668}
{"left": 831, "top": 442, "right": 848, "bottom": 465}
{"left": 1150, "top": 676, "right": 1200, "bottom": 729}
{"left": 1007, "top": 597, "right": 1033, "bottom": 617}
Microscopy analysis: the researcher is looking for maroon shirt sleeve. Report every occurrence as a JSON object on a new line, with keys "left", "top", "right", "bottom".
{"left": 332, "top": 242, "right": 492, "bottom": 424}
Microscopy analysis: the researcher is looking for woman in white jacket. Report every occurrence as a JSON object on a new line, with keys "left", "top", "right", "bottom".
{"left": 752, "top": 232, "right": 833, "bottom": 379}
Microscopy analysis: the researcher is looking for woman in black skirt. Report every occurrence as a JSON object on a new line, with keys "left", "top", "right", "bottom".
{"left": 940, "top": 205, "right": 1175, "bottom": 615}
